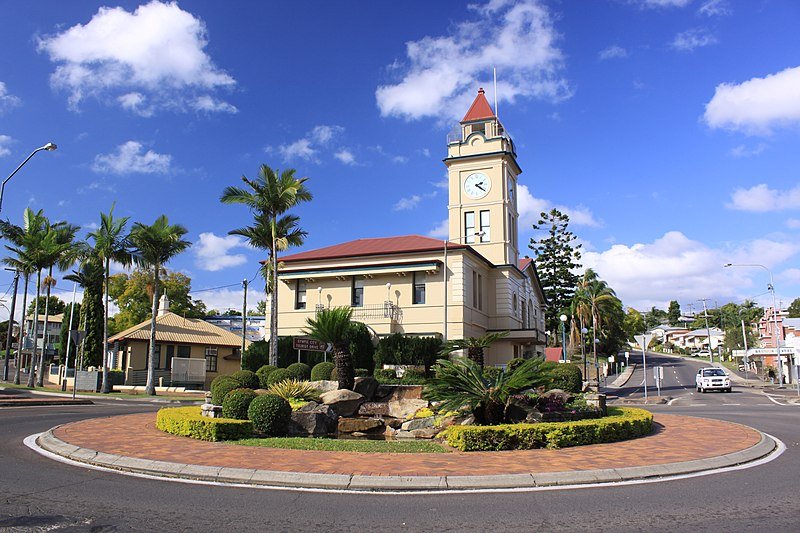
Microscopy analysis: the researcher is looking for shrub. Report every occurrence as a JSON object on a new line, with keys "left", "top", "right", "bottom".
{"left": 375, "top": 334, "right": 442, "bottom": 371}
{"left": 222, "top": 388, "right": 258, "bottom": 420}
{"left": 401, "top": 368, "right": 427, "bottom": 384}
{"left": 547, "top": 363, "right": 583, "bottom": 393}
{"left": 345, "top": 321, "right": 376, "bottom": 373}
{"left": 248, "top": 394, "right": 292, "bottom": 436}
{"left": 355, "top": 368, "right": 370, "bottom": 377}
{"left": 266, "top": 378, "right": 321, "bottom": 402}
{"left": 230, "top": 369, "right": 259, "bottom": 389}
{"left": 506, "top": 358, "right": 526, "bottom": 373}
{"left": 330, "top": 366, "right": 338, "bottom": 381}
{"left": 442, "top": 407, "right": 653, "bottom": 451}
{"left": 156, "top": 406, "right": 252, "bottom": 441}
{"left": 311, "top": 362, "right": 335, "bottom": 381}
{"left": 242, "top": 340, "right": 269, "bottom": 372}
{"left": 374, "top": 368, "right": 397, "bottom": 381}
{"left": 256, "top": 365, "right": 278, "bottom": 388}
{"left": 266, "top": 368, "right": 293, "bottom": 386}
{"left": 108, "top": 369, "right": 126, "bottom": 386}
{"left": 286, "top": 362, "right": 311, "bottom": 381}
{"left": 211, "top": 376, "right": 239, "bottom": 406}
{"left": 210, "top": 374, "right": 229, "bottom": 390}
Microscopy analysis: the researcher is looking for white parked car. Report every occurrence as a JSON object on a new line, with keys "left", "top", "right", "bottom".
{"left": 696, "top": 368, "right": 731, "bottom": 393}
{"left": 692, "top": 350, "right": 711, "bottom": 358}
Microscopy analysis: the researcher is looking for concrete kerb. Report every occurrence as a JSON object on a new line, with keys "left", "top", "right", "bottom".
{"left": 33, "top": 427, "right": 779, "bottom": 492}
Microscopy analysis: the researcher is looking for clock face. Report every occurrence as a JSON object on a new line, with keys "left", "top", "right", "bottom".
{"left": 464, "top": 172, "right": 491, "bottom": 199}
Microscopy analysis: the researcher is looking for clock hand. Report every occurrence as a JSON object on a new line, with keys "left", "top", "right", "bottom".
{"left": 475, "top": 183, "right": 485, "bottom": 191}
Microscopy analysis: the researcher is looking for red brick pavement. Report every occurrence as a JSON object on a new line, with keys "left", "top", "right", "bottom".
{"left": 52, "top": 413, "right": 761, "bottom": 477}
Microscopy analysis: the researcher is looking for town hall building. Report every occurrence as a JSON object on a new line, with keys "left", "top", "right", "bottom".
{"left": 268, "top": 89, "right": 547, "bottom": 366}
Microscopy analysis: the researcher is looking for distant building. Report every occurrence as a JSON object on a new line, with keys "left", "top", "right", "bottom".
{"left": 204, "top": 315, "right": 266, "bottom": 342}
{"left": 755, "top": 307, "right": 796, "bottom": 383}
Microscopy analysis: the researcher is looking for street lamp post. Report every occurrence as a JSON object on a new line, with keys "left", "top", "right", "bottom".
{"left": 0, "top": 142, "right": 57, "bottom": 213}
{"left": 559, "top": 314, "right": 567, "bottom": 362}
{"left": 442, "top": 231, "right": 484, "bottom": 342}
{"left": 724, "top": 263, "right": 785, "bottom": 388}
{"left": 581, "top": 326, "right": 588, "bottom": 378}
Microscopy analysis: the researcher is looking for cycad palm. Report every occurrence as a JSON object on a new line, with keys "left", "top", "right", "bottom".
{"left": 128, "top": 215, "right": 190, "bottom": 395}
{"left": 88, "top": 205, "right": 132, "bottom": 393}
{"left": 439, "top": 331, "right": 509, "bottom": 368}
{"left": 304, "top": 307, "right": 354, "bottom": 390}
{"left": 221, "top": 165, "right": 312, "bottom": 367}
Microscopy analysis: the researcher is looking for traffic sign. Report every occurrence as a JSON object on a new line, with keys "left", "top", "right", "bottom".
{"left": 292, "top": 337, "right": 332, "bottom": 352}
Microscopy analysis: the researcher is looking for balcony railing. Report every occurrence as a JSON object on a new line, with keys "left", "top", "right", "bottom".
{"left": 316, "top": 302, "right": 402, "bottom": 323}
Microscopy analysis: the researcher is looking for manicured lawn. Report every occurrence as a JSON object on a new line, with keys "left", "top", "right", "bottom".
{"left": 235, "top": 437, "right": 451, "bottom": 453}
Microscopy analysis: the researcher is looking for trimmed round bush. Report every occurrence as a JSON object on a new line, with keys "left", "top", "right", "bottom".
{"left": 549, "top": 363, "right": 583, "bottom": 393}
{"left": 247, "top": 394, "right": 292, "bottom": 436}
{"left": 230, "top": 369, "right": 259, "bottom": 389}
{"left": 266, "top": 367, "right": 293, "bottom": 386}
{"left": 256, "top": 365, "right": 278, "bottom": 388}
{"left": 374, "top": 368, "right": 397, "bottom": 381}
{"left": 211, "top": 376, "right": 239, "bottom": 406}
{"left": 286, "top": 362, "right": 311, "bottom": 381}
{"left": 311, "top": 362, "right": 335, "bottom": 381}
{"left": 506, "top": 358, "right": 526, "bottom": 373}
{"left": 221, "top": 388, "right": 258, "bottom": 420}
{"left": 210, "top": 374, "right": 230, "bottom": 390}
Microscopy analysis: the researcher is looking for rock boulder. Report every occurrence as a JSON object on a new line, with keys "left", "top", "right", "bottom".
{"left": 320, "top": 389, "right": 365, "bottom": 417}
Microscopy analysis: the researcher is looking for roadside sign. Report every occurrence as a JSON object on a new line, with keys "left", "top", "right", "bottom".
{"left": 654, "top": 366, "right": 664, "bottom": 380}
{"left": 292, "top": 337, "right": 331, "bottom": 352}
{"left": 70, "top": 329, "right": 86, "bottom": 346}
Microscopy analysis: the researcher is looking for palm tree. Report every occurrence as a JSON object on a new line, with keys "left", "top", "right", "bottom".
{"left": 128, "top": 215, "right": 190, "bottom": 395}
{"left": 439, "top": 331, "right": 509, "bottom": 368}
{"left": 572, "top": 269, "right": 617, "bottom": 373}
{"left": 304, "top": 307, "right": 354, "bottom": 390}
{"left": 87, "top": 205, "right": 132, "bottom": 393}
{"left": 64, "top": 256, "right": 104, "bottom": 372}
{"left": 221, "top": 165, "right": 312, "bottom": 367}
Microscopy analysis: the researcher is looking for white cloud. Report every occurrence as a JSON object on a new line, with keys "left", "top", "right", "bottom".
{"left": 729, "top": 143, "right": 767, "bottom": 158}
{"left": 117, "top": 92, "right": 152, "bottom": 117}
{"left": 427, "top": 219, "right": 449, "bottom": 239}
{"left": 193, "top": 232, "right": 248, "bottom": 271}
{"left": 78, "top": 179, "right": 116, "bottom": 194}
{"left": 394, "top": 195, "right": 422, "bottom": 211}
{"left": 670, "top": 28, "right": 718, "bottom": 52}
{"left": 727, "top": 184, "right": 800, "bottom": 212}
{"left": 704, "top": 66, "right": 800, "bottom": 135}
{"left": 334, "top": 149, "right": 356, "bottom": 165}
{"left": 698, "top": 0, "right": 730, "bottom": 16}
{"left": 0, "top": 134, "right": 12, "bottom": 157}
{"left": 0, "top": 82, "right": 21, "bottom": 114}
{"left": 191, "top": 95, "right": 238, "bottom": 114}
{"left": 629, "top": 0, "right": 692, "bottom": 7}
{"left": 787, "top": 219, "right": 800, "bottom": 229}
{"left": 392, "top": 155, "right": 409, "bottom": 164}
{"left": 190, "top": 287, "right": 248, "bottom": 314}
{"left": 599, "top": 45, "right": 628, "bottom": 60}
{"left": 375, "top": 0, "right": 571, "bottom": 121}
{"left": 92, "top": 141, "right": 171, "bottom": 174}
{"left": 37, "top": 0, "right": 235, "bottom": 114}
{"left": 583, "top": 231, "right": 799, "bottom": 309}
{"left": 275, "top": 124, "right": 344, "bottom": 163}
{"left": 517, "top": 183, "right": 600, "bottom": 229}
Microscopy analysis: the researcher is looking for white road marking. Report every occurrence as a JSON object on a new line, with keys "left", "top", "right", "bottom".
{"left": 764, "top": 395, "right": 786, "bottom": 406}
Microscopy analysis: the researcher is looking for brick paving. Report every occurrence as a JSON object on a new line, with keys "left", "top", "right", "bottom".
{"left": 51, "top": 412, "right": 762, "bottom": 477}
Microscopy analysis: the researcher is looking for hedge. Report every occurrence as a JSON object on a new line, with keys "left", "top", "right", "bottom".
{"left": 286, "top": 362, "right": 311, "bottom": 381}
{"left": 441, "top": 407, "right": 653, "bottom": 451}
{"left": 256, "top": 365, "right": 278, "bottom": 388}
{"left": 230, "top": 370, "right": 259, "bottom": 389}
{"left": 156, "top": 406, "right": 252, "bottom": 442}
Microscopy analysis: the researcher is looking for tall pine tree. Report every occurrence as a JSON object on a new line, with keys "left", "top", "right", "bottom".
{"left": 667, "top": 300, "right": 681, "bottom": 326}
{"left": 528, "top": 208, "right": 582, "bottom": 339}
{"left": 80, "top": 258, "right": 104, "bottom": 368}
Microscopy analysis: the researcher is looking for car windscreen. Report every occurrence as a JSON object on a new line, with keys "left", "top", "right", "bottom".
{"left": 702, "top": 369, "right": 726, "bottom": 377}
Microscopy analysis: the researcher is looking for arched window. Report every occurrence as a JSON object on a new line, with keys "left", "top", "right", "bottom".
{"left": 512, "top": 293, "right": 518, "bottom": 315}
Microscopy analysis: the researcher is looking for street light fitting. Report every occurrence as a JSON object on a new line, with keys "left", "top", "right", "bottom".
{"left": 42, "top": 142, "right": 57, "bottom": 151}
{"left": 559, "top": 314, "right": 567, "bottom": 322}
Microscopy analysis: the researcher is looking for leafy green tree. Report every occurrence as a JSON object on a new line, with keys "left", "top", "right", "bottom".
{"left": 572, "top": 269, "right": 622, "bottom": 364}
{"left": 65, "top": 257, "right": 104, "bottom": 369}
{"left": 788, "top": 298, "right": 800, "bottom": 318}
{"left": 623, "top": 308, "right": 645, "bottom": 339}
{"left": 528, "top": 208, "right": 582, "bottom": 338}
{"left": 221, "top": 165, "right": 312, "bottom": 367}
{"left": 58, "top": 302, "right": 81, "bottom": 365}
{"left": 128, "top": 215, "right": 191, "bottom": 395}
{"left": 304, "top": 307, "right": 354, "bottom": 390}
{"left": 667, "top": 300, "right": 681, "bottom": 326}
{"left": 439, "top": 331, "right": 509, "bottom": 368}
{"left": 108, "top": 268, "right": 207, "bottom": 333}
{"left": 88, "top": 205, "right": 133, "bottom": 393}
{"left": 255, "top": 299, "right": 267, "bottom": 315}
{"left": 26, "top": 296, "right": 66, "bottom": 317}
{"left": 644, "top": 306, "right": 667, "bottom": 330}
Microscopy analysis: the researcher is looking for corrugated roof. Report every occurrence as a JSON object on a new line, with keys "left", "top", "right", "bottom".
{"left": 518, "top": 257, "right": 532, "bottom": 271}
{"left": 278, "top": 235, "right": 464, "bottom": 263}
{"left": 26, "top": 313, "right": 64, "bottom": 323}
{"left": 108, "top": 312, "right": 248, "bottom": 347}
{"left": 461, "top": 88, "right": 495, "bottom": 123}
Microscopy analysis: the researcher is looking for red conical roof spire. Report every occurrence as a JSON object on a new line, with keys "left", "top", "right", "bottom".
{"left": 461, "top": 87, "right": 495, "bottom": 123}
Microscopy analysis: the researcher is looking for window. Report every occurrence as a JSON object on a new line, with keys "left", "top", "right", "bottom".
{"left": 508, "top": 177, "right": 515, "bottom": 203}
{"left": 472, "top": 271, "right": 478, "bottom": 308}
{"left": 177, "top": 345, "right": 191, "bottom": 358}
{"left": 513, "top": 293, "right": 518, "bottom": 315}
{"left": 205, "top": 346, "right": 218, "bottom": 372}
{"left": 413, "top": 272, "right": 426, "bottom": 304}
{"left": 479, "top": 210, "right": 490, "bottom": 242}
{"left": 153, "top": 344, "right": 161, "bottom": 369}
{"left": 352, "top": 277, "right": 364, "bottom": 307}
{"left": 464, "top": 211, "right": 476, "bottom": 244}
{"left": 166, "top": 345, "right": 174, "bottom": 370}
{"left": 295, "top": 280, "right": 307, "bottom": 309}
{"left": 477, "top": 273, "right": 483, "bottom": 310}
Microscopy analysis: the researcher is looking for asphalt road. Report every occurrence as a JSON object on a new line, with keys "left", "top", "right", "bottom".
{"left": 1, "top": 356, "right": 799, "bottom": 532}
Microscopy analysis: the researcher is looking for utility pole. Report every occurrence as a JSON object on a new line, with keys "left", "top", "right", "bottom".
{"left": 241, "top": 278, "right": 248, "bottom": 370}
{"left": 699, "top": 298, "right": 713, "bottom": 365}
{"left": 3, "top": 269, "right": 19, "bottom": 381}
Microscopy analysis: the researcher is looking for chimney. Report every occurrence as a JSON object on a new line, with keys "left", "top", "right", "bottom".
{"left": 158, "top": 294, "right": 170, "bottom": 316}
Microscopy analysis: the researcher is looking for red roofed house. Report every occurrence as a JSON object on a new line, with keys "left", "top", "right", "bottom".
{"left": 268, "top": 89, "right": 547, "bottom": 365}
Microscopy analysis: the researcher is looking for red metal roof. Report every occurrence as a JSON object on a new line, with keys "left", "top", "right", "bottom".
{"left": 278, "top": 235, "right": 465, "bottom": 263}
{"left": 461, "top": 88, "right": 496, "bottom": 123}
{"left": 518, "top": 257, "right": 533, "bottom": 271}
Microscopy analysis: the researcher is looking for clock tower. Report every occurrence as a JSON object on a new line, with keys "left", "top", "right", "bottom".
{"left": 445, "top": 88, "right": 521, "bottom": 266}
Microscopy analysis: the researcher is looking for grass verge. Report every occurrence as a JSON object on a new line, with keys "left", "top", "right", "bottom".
{"left": 235, "top": 437, "right": 451, "bottom": 453}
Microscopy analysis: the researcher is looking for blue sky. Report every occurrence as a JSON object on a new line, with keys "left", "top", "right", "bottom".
{"left": 1, "top": 0, "right": 799, "bottom": 322}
